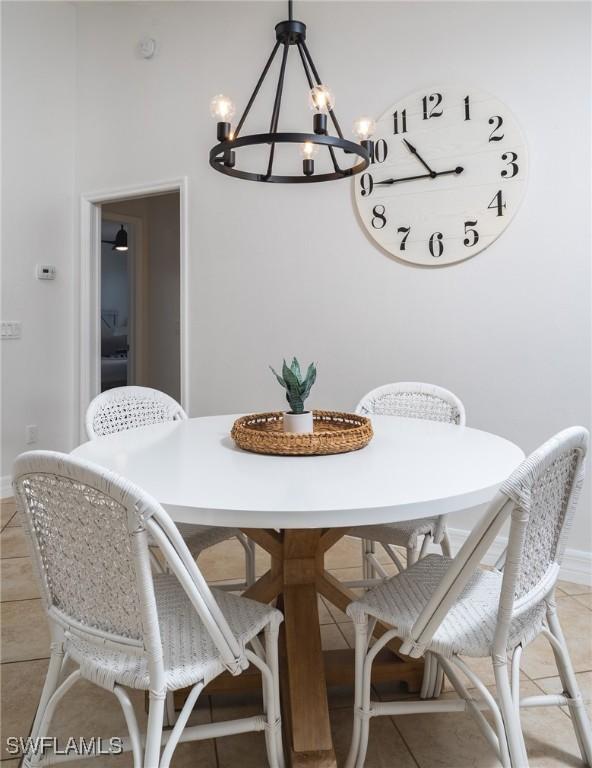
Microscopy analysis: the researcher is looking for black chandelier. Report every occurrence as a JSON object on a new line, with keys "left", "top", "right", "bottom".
{"left": 208, "top": 0, "right": 374, "bottom": 183}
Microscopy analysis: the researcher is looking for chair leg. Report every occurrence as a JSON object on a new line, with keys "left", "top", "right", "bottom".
{"left": 345, "top": 617, "right": 369, "bottom": 768}
{"left": 264, "top": 623, "right": 285, "bottom": 768}
{"left": 113, "top": 685, "right": 143, "bottom": 768}
{"left": 164, "top": 691, "right": 176, "bottom": 726}
{"left": 28, "top": 640, "right": 65, "bottom": 743}
{"left": 24, "top": 670, "right": 81, "bottom": 768}
{"left": 432, "top": 659, "right": 445, "bottom": 697}
{"left": 493, "top": 656, "right": 528, "bottom": 767}
{"left": 420, "top": 653, "right": 433, "bottom": 699}
{"left": 440, "top": 530, "right": 452, "bottom": 558}
{"left": 419, "top": 652, "right": 444, "bottom": 699}
{"left": 160, "top": 683, "right": 204, "bottom": 768}
{"left": 144, "top": 693, "right": 165, "bottom": 768}
{"left": 406, "top": 544, "right": 419, "bottom": 567}
{"left": 355, "top": 649, "right": 374, "bottom": 768}
{"left": 236, "top": 533, "right": 257, "bottom": 587}
{"left": 362, "top": 539, "right": 376, "bottom": 580}
{"left": 418, "top": 533, "right": 432, "bottom": 560}
{"left": 246, "top": 538, "right": 257, "bottom": 586}
{"left": 361, "top": 539, "right": 368, "bottom": 579}
{"left": 546, "top": 602, "right": 592, "bottom": 765}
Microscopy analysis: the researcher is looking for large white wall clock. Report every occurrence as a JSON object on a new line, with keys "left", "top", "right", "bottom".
{"left": 354, "top": 86, "right": 528, "bottom": 265}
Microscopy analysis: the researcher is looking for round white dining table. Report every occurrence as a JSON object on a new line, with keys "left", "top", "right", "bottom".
{"left": 72, "top": 414, "right": 524, "bottom": 768}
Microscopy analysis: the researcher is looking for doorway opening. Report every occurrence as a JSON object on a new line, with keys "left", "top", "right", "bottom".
{"left": 79, "top": 178, "right": 188, "bottom": 443}
{"left": 99, "top": 192, "right": 181, "bottom": 400}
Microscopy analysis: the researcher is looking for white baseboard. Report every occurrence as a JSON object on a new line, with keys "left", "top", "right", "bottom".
{"left": 446, "top": 527, "right": 592, "bottom": 588}
{"left": 0, "top": 475, "right": 12, "bottom": 499}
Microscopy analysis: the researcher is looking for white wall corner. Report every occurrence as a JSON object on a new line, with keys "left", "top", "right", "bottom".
{"left": 446, "top": 527, "right": 592, "bottom": 588}
{"left": 1, "top": 476, "right": 13, "bottom": 499}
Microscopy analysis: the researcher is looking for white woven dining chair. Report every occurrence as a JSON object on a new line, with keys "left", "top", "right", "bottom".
{"left": 86, "top": 386, "right": 257, "bottom": 591}
{"left": 14, "top": 451, "right": 285, "bottom": 768}
{"left": 345, "top": 426, "right": 592, "bottom": 768}
{"left": 350, "top": 382, "right": 466, "bottom": 581}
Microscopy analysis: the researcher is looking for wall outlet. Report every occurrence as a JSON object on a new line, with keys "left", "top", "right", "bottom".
{"left": 25, "top": 425, "right": 38, "bottom": 444}
{"left": 1, "top": 321, "right": 21, "bottom": 339}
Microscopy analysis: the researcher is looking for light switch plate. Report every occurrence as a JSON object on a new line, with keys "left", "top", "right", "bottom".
{"left": 36, "top": 264, "right": 56, "bottom": 280}
{"left": 1, "top": 321, "right": 22, "bottom": 339}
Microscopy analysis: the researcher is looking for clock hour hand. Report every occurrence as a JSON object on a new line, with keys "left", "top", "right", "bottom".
{"left": 402, "top": 138, "right": 436, "bottom": 177}
{"left": 436, "top": 166, "right": 464, "bottom": 177}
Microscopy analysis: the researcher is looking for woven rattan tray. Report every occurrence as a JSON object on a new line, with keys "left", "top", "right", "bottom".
{"left": 231, "top": 410, "right": 373, "bottom": 456}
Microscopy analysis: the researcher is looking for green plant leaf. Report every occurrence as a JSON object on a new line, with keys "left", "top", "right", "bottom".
{"left": 290, "top": 357, "right": 302, "bottom": 383}
{"left": 282, "top": 364, "right": 303, "bottom": 412}
{"left": 269, "top": 366, "right": 286, "bottom": 389}
{"left": 300, "top": 363, "right": 317, "bottom": 402}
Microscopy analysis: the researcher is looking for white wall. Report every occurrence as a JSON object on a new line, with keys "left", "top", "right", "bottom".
{"left": 1, "top": 2, "right": 76, "bottom": 490}
{"left": 2, "top": 3, "right": 590, "bottom": 559}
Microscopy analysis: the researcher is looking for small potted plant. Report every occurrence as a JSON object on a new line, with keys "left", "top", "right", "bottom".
{"left": 270, "top": 357, "right": 317, "bottom": 433}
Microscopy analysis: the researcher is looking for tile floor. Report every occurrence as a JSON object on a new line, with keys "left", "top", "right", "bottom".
{"left": 1, "top": 496, "right": 591, "bottom": 767}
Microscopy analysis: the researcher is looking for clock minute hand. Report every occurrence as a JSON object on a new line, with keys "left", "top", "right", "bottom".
{"left": 375, "top": 166, "right": 464, "bottom": 185}
{"left": 375, "top": 172, "right": 433, "bottom": 185}
{"left": 402, "top": 138, "right": 436, "bottom": 177}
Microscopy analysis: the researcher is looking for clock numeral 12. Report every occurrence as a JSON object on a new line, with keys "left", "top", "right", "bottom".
{"left": 393, "top": 110, "right": 408, "bottom": 134}
{"left": 488, "top": 190, "right": 506, "bottom": 217}
{"left": 422, "top": 93, "right": 443, "bottom": 120}
{"left": 428, "top": 232, "right": 444, "bottom": 258}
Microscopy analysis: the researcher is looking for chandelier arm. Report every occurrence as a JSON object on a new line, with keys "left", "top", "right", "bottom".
{"left": 296, "top": 40, "right": 314, "bottom": 89}
{"left": 295, "top": 42, "right": 340, "bottom": 173}
{"left": 327, "top": 144, "right": 341, "bottom": 174}
{"left": 266, "top": 42, "right": 290, "bottom": 179}
{"left": 300, "top": 40, "right": 345, "bottom": 141}
{"left": 234, "top": 41, "right": 281, "bottom": 139}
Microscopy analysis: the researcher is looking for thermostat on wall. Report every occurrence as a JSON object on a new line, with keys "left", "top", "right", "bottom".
{"left": 36, "top": 265, "right": 56, "bottom": 280}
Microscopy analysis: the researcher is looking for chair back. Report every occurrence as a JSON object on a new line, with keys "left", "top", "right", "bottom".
{"left": 13, "top": 451, "right": 245, "bottom": 687}
{"left": 493, "top": 427, "right": 588, "bottom": 649}
{"left": 356, "top": 382, "right": 466, "bottom": 426}
{"left": 86, "top": 386, "right": 187, "bottom": 439}
{"left": 398, "top": 427, "right": 588, "bottom": 658}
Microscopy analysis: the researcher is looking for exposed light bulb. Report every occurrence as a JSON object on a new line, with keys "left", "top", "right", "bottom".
{"left": 353, "top": 116, "right": 376, "bottom": 141}
{"left": 299, "top": 141, "right": 319, "bottom": 159}
{"left": 308, "top": 85, "right": 335, "bottom": 115}
{"left": 210, "top": 94, "right": 236, "bottom": 121}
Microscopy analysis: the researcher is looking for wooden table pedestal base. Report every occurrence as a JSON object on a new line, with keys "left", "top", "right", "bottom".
{"left": 177, "top": 529, "right": 424, "bottom": 768}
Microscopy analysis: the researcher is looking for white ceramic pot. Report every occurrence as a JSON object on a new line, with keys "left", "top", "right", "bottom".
{"left": 283, "top": 411, "right": 314, "bottom": 434}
